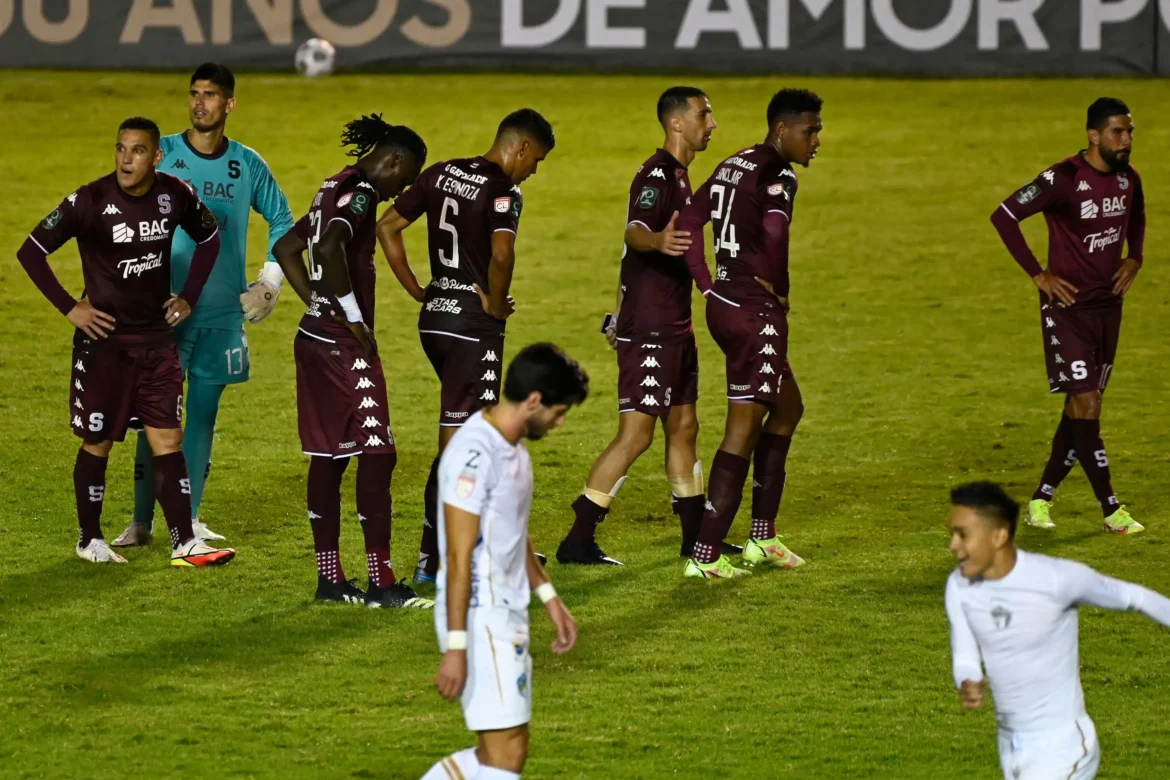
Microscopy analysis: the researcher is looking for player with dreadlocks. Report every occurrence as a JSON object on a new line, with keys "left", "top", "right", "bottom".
{"left": 273, "top": 114, "right": 432, "bottom": 607}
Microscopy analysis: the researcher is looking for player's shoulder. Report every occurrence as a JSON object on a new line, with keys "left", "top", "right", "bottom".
{"left": 159, "top": 133, "right": 184, "bottom": 154}
{"left": 1038, "top": 156, "right": 1081, "bottom": 184}
{"left": 946, "top": 567, "right": 969, "bottom": 593}
{"left": 635, "top": 149, "right": 677, "bottom": 182}
{"left": 156, "top": 170, "right": 198, "bottom": 197}
{"left": 446, "top": 418, "right": 506, "bottom": 466}
{"left": 231, "top": 139, "right": 274, "bottom": 174}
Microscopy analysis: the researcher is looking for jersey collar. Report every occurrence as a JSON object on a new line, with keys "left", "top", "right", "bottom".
{"left": 182, "top": 130, "right": 230, "bottom": 161}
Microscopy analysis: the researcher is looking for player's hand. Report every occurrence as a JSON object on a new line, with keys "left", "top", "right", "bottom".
{"left": 346, "top": 321, "right": 378, "bottom": 358}
{"left": 162, "top": 296, "right": 192, "bottom": 327}
{"left": 435, "top": 650, "right": 468, "bottom": 702}
{"left": 654, "top": 211, "right": 692, "bottom": 257}
{"left": 240, "top": 280, "right": 280, "bottom": 323}
{"left": 66, "top": 298, "right": 116, "bottom": 339}
{"left": 605, "top": 311, "right": 619, "bottom": 350}
{"left": 1032, "top": 270, "right": 1078, "bottom": 307}
{"left": 545, "top": 597, "right": 578, "bottom": 655}
{"left": 753, "top": 277, "right": 790, "bottom": 313}
{"left": 1112, "top": 257, "right": 1141, "bottom": 296}
{"left": 958, "top": 678, "right": 987, "bottom": 710}
{"left": 475, "top": 284, "right": 516, "bottom": 320}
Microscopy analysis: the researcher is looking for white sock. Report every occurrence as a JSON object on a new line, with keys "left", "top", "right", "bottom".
{"left": 420, "top": 747, "right": 480, "bottom": 779}
{"left": 476, "top": 766, "right": 520, "bottom": 780}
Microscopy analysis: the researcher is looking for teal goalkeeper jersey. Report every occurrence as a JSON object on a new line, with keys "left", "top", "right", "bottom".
{"left": 159, "top": 132, "right": 294, "bottom": 329}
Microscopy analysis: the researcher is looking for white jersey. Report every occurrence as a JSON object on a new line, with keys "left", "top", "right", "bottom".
{"left": 946, "top": 549, "right": 1170, "bottom": 733}
{"left": 435, "top": 410, "right": 534, "bottom": 616}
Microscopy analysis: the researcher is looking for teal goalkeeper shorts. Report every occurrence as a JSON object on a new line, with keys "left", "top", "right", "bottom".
{"left": 175, "top": 324, "right": 251, "bottom": 385}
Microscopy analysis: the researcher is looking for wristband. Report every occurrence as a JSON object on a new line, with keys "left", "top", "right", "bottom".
{"left": 258, "top": 261, "right": 284, "bottom": 290}
{"left": 534, "top": 582, "right": 557, "bottom": 604}
{"left": 337, "top": 292, "right": 363, "bottom": 323}
{"left": 447, "top": 630, "right": 467, "bottom": 650}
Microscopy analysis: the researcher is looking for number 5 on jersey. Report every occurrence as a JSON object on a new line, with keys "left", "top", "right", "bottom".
{"left": 439, "top": 196, "right": 460, "bottom": 269}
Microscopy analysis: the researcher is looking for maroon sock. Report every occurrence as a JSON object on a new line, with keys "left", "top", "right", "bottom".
{"left": 308, "top": 456, "right": 349, "bottom": 583}
{"left": 357, "top": 453, "right": 397, "bottom": 588}
{"left": 418, "top": 457, "right": 440, "bottom": 574}
{"left": 1068, "top": 419, "right": 1119, "bottom": 515}
{"left": 672, "top": 494, "right": 705, "bottom": 549}
{"left": 1032, "top": 414, "right": 1078, "bottom": 501}
{"left": 693, "top": 451, "right": 751, "bottom": 563}
{"left": 565, "top": 493, "right": 609, "bottom": 545}
{"left": 152, "top": 452, "right": 195, "bottom": 549}
{"left": 751, "top": 432, "right": 792, "bottom": 540}
{"left": 74, "top": 449, "right": 108, "bottom": 547}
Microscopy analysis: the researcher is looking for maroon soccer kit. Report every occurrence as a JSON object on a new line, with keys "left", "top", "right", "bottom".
{"left": 292, "top": 166, "right": 395, "bottom": 459}
{"left": 615, "top": 149, "right": 700, "bottom": 416}
{"left": 993, "top": 154, "right": 1145, "bottom": 395}
{"left": 391, "top": 156, "right": 520, "bottom": 425}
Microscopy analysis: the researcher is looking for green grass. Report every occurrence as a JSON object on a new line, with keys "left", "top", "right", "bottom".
{"left": 1, "top": 72, "right": 1169, "bottom": 779}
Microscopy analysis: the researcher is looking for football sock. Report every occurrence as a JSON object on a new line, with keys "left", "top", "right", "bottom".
{"left": 74, "top": 448, "right": 108, "bottom": 547}
{"left": 420, "top": 747, "right": 480, "bottom": 780}
{"left": 751, "top": 432, "right": 792, "bottom": 540}
{"left": 418, "top": 457, "right": 440, "bottom": 573}
{"left": 183, "top": 380, "right": 224, "bottom": 521}
{"left": 1068, "top": 419, "right": 1119, "bottom": 515}
{"left": 132, "top": 432, "right": 155, "bottom": 528}
{"left": 357, "top": 453, "right": 397, "bottom": 588}
{"left": 1032, "top": 413, "right": 1077, "bottom": 501}
{"left": 672, "top": 494, "right": 705, "bottom": 550}
{"left": 693, "top": 450, "right": 750, "bottom": 564}
{"left": 152, "top": 451, "right": 196, "bottom": 549}
{"left": 308, "top": 456, "right": 349, "bottom": 583}
{"left": 565, "top": 492, "right": 610, "bottom": 544}
{"left": 477, "top": 766, "right": 520, "bottom": 780}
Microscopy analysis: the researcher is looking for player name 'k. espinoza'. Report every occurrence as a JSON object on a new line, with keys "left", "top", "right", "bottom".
{"left": 437, "top": 164, "right": 490, "bottom": 201}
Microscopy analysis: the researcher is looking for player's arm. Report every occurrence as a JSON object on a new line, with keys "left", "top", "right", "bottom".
{"left": 166, "top": 185, "right": 222, "bottom": 326}
{"left": 526, "top": 536, "right": 577, "bottom": 654}
{"left": 757, "top": 176, "right": 795, "bottom": 310}
{"left": 1114, "top": 173, "right": 1145, "bottom": 296}
{"left": 272, "top": 223, "right": 312, "bottom": 307}
{"left": 481, "top": 230, "right": 517, "bottom": 320}
{"left": 315, "top": 220, "right": 377, "bottom": 355}
{"left": 1056, "top": 558, "right": 1170, "bottom": 627}
{"left": 990, "top": 169, "right": 1078, "bottom": 305}
{"left": 677, "top": 184, "right": 715, "bottom": 294}
{"left": 435, "top": 502, "right": 478, "bottom": 702}
{"left": 945, "top": 575, "right": 986, "bottom": 710}
{"left": 241, "top": 151, "right": 296, "bottom": 322}
{"left": 375, "top": 207, "right": 426, "bottom": 303}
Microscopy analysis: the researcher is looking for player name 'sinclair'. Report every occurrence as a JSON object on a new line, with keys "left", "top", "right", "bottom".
{"left": 715, "top": 167, "right": 744, "bottom": 186}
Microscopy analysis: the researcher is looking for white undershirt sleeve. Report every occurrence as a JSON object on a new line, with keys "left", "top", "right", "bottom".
{"left": 946, "top": 574, "right": 984, "bottom": 688}
{"left": 1056, "top": 558, "right": 1170, "bottom": 628}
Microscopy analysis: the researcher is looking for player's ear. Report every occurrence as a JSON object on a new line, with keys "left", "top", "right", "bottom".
{"left": 225, "top": 97, "right": 236, "bottom": 115}
{"left": 152, "top": 147, "right": 163, "bottom": 166}
{"left": 523, "top": 391, "right": 542, "bottom": 412}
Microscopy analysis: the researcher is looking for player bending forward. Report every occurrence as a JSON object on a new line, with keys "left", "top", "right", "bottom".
{"left": 422, "top": 344, "right": 587, "bottom": 780}
{"left": 946, "top": 481, "right": 1170, "bottom": 779}
{"left": 990, "top": 97, "right": 1145, "bottom": 535}
{"left": 273, "top": 115, "right": 430, "bottom": 607}
{"left": 675, "top": 88, "right": 824, "bottom": 579}
{"left": 556, "top": 86, "right": 720, "bottom": 567}
{"left": 16, "top": 117, "right": 234, "bottom": 566}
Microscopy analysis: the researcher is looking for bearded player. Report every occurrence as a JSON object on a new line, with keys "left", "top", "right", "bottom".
{"left": 556, "top": 86, "right": 717, "bottom": 566}
{"left": 16, "top": 117, "right": 235, "bottom": 567}
{"left": 273, "top": 115, "right": 431, "bottom": 607}
{"left": 673, "top": 89, "right": 821, "bottom": 579}
{"left": 990, "top": 97, "right": 1145, "bottom": 535}
{"left": 115, "top": 62, "right": 294, "bottom": 548}
{"left": 376, "top": 109, "right": 555, "bottom": 584}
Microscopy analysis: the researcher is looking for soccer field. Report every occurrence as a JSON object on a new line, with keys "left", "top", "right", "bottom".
{"left": 1, "top": 71, "right": 1168, "bottom": 779}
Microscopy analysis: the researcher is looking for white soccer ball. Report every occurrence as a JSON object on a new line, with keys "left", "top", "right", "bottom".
{"left": 295, "top": 38, "right": 336, "bottom": 77}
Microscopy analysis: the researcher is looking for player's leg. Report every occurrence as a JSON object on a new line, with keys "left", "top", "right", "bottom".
{"left": 475, "top": 726, "right": 529, "bottom": 778}
{"left": 74, "top": 439, "right": 124, "bottom": 563}
{"left": 114, "top": 432, "right": 156, "bottom": 545}
{"left": 743, "top": 372, "right": 806, "bottom": 568}
{"left": 662, "top": 403, "right": 705, "bottom": 556}
{"left": 308, "top": 455, "right": 363, "bottom": 602}
{"left": 183, "top": 379, "right": 226, "bottom": 538}
{"left": 1026, "top": 404, "right": 1077, "bottom": 530}
{"left": 359, "top": 444, "right": 433, "bottom": 609}
{"left": 420, "top": 747, "right": 482, "bottom": 779}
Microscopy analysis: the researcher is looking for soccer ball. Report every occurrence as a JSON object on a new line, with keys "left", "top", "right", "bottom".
{"left": 295, "top": 38, "right": 336, "bottom": 77}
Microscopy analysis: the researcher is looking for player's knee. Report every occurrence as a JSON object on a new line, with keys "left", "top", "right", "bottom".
{"left": 1068, "top": 391, "right": 1102, "bottom": 420}
{"left": 480, "top": 728, "right": 529, "bottom": 771}
{"left": 145, "top": 427, "right": 183, "bottom": 456}
{"left": 665, "top": 409, "right": 699, "bottom": 444}
{"left": 615, "top": 422, "right": 654, "bottom": 458}
{"left": 82, "top": 440, "right": 114, "bottom": 458}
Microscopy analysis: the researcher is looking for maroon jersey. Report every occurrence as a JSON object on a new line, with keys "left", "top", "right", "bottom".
{"left": 998, "top": 154, "right": 1145, "bottom": 308}
{"left": 392, "top": 156, "right": 521, "bottom": 338}
{"left": 28, "top": 172, "right": 217, "bottom": 346}
{"left": 617, "top": 149, "right": 695, "bottom": 341}
{"left": 685, "top": 144, "right": 798, "bottom": 308}
{"left": 294, "top": 166, "right": 381, "bottom": 343}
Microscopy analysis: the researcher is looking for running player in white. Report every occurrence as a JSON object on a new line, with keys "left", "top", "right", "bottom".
{"left": 421, "top": 343, "right": 587, "bottom": 780}
{"left": 946, "top": 481, "right": 1170, "bottom": 780}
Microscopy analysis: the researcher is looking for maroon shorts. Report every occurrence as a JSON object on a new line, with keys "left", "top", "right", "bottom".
{"left": 294, "top": 335, "right": 396, "bottom": 458}
{"left": 419, "top": 330, "right": 504, "bottom": 427}
{"left": 615, "top": 336, "right": 699, "bottom": 416}
{"left": 69, "top": 335, "right": 183, "bottom": 443}
{"left": 706, "top": 295, "right": 791, "bottom": 406}
{"left": 1042, "top": 301, "right": 1121, "bottom": 395}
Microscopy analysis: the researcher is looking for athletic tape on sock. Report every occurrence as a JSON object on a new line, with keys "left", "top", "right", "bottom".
{"left": 668, "top": 461, "right": 704, "bottom": 498}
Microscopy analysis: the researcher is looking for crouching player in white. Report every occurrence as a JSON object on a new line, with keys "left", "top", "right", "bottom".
{"left": 945, "top": 481, "right": 1170, "bottom": 780}
{"left": 422, "top": 343, "right": 589, "bottom": 780}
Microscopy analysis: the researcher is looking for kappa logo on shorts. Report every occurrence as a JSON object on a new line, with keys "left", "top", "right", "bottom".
{"left": 641, "top": 376, "right": 660, "bottom": 387}
{"left": 481, "top": 370, "right": 497, "bottom": 381}
{"left": 641, "top": 395, "right": 659, "bottom": 406}
{"left": 366, "top": 435, "right": 385, "bottom": 447}
{"left": 641, "top": 356, "right": 660, "bottom": 368}
{"left": 74, "top": 379, "right": 83, "bottom": 391}
{"left": 1045, "top": 317, "right": 1055, "bottom": 328}
{"left": 362, "top": 417, "right": 381, "bottom": 429}
{"left": 759, "top": 324, "right": 778, "bottom": 336}
{"left": 72, "top": 415, "right": 83, "bottom": 428}
{"left": 759, "top": 344, "right": 776, "bottom": 355}
{"left": 759, "top": 363, "right": 775, "bottom": 375}
{"left": 482, "top": 350, "right": 498, "bottom": 362}
{"left": 480, "top": 389, "right": 497, "bottom": 402}
{"left": 358, "top": 397, "right": 379, "bottom": 409}
{"left": 759, "top": 382, "right": 773, "bottom": 394}
{"left": 74, "top": 359, "right": 85, "bottom": 372}
{"left": 1058, "top": 372, "right": 1070, "bottom": 383}
{"left": 1054, "top": 354, "right": 1065, "bottom": 364}
{"left": 355, "top": 377, "right": 374, "bottom": 390}
{"left": 351, "top": 358, "right": 370, "bottom": 370}
{"left": 1050, "top": 336, "right": 1061, "bottom": 346}
{"left": 641, "top": 343, "right": 660, "bottom": 349}
{"left": 74, "top": 398, "right": 83, "bottom": 409}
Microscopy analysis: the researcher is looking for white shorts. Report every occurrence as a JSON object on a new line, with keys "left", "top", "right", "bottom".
{"left": 436, "top": 606, "right": 532, "bottom": 732}
{"left": 997, "top": 716, "right": 1100, "bottom": 780}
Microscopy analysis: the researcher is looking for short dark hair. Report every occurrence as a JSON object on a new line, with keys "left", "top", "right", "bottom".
{"left": 190, "top": 62, "right": 235, "bottom": 98}
{"left": 503, "top": 343, "right": 589, "bottom": 407}
{"left": 497, "top": 109, "right": 555, "bottom": 152}
{"left": 657, "top": 86, "right": 706, "bottom": 126}
{"left": 118, "top": 116, "right": 161, "bottom": 147}
{"left": 340, "top": 113, "right": 428, "bottom": 166}
{"left": 766, "top": 88, "right": 823, "bottom": 128}
{"left": 951, "top": 481, "right": 1019, "bottom": 540}
{"left": 1086, "top": 97, "right": 1130, "bottom": 131}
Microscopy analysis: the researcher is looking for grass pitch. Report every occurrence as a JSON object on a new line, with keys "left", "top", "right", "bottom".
{"left": 1, "top": 72, "right": 1168, "bottom": 779}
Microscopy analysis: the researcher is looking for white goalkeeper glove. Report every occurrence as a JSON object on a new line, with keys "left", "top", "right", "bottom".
{"left": 240, "top": 263, "right": 283, "bottom": 323}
